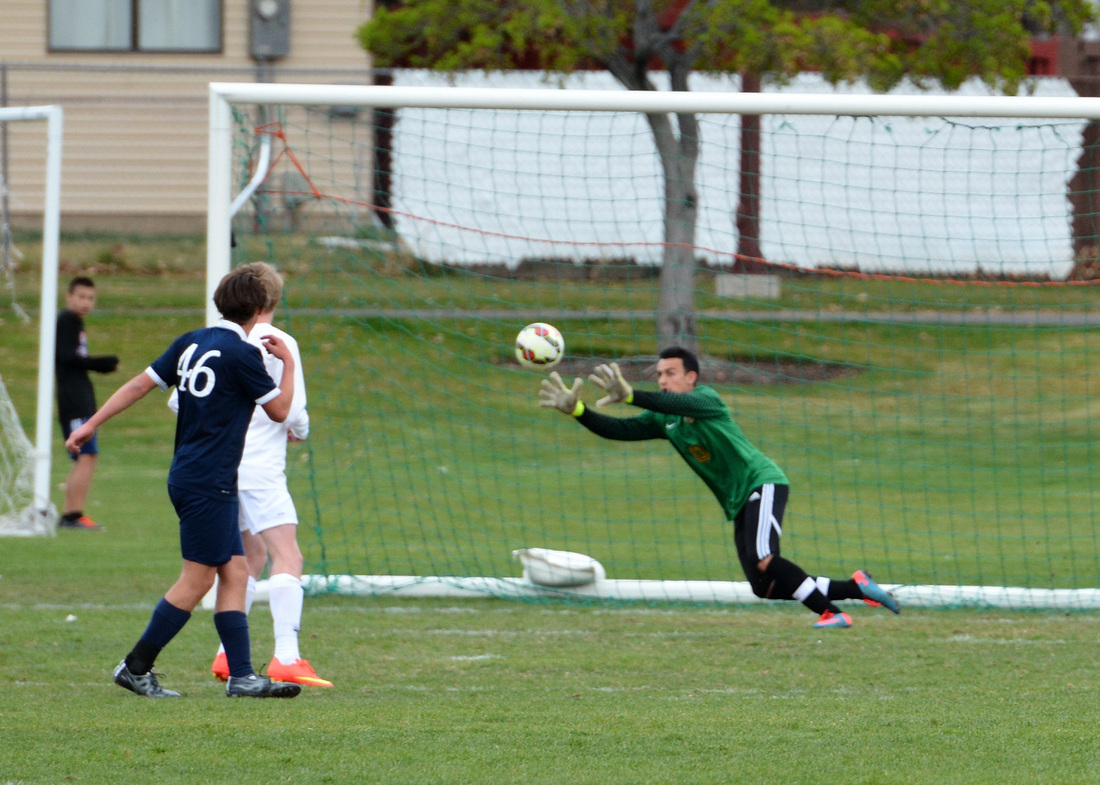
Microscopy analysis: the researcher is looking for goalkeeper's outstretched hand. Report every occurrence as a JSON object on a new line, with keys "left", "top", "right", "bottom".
{"left": 539, "top": 372, "right": 584, "bottom": 414}
{"left": 589, "top": 362, "right": 632, "bottom": 407}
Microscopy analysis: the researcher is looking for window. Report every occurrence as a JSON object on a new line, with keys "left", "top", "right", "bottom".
{"left": 50, "top": 0, "right": 222, "bottom": 53}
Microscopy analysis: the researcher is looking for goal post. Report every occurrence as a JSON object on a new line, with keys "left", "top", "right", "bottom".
{"left": 208, "top": 80, "right": 1100, "bottom": 609}
{"left": 0, "top": 105, "right": 62, "bottom": 537}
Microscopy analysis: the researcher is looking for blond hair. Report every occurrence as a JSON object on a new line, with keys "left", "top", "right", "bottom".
{"left": 252, "top": 261, "right": 284, "bottom": 312}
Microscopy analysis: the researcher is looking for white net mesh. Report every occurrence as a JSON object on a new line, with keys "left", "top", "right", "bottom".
{"left": 0, "top": 374, "right": 54, "bottom": 536}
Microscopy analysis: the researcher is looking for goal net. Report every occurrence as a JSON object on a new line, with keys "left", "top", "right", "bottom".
{"left": 0, "top": 106, "right": 62, "bottom": 537}
{"left": 0, "top": 374, "right": 51, "bottom": 536}
{"left": 211, "top": 78, "right": 1100, "bottom": 609}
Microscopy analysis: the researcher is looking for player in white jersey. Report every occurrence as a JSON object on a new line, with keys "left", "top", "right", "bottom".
{"left": 173, "top": 265, "right": 331, "bottom": 688}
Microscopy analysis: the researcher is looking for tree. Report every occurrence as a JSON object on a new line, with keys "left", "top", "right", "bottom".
{"left": 360, "top": 0, "right": 1094, "bottom": 350}
{"left": 1058, "top": 38, "right": 1100, "bottom": 276}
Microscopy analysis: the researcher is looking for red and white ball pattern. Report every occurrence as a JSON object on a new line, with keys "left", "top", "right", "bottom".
{"left": 515, "top": 322, "right": 564, "bottom": 370}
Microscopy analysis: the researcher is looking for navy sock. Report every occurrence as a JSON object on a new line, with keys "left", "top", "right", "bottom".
{"left": 126, "top": 598, "right": 191, "bottom": 674}
{"left": 214, "top": 610, "right": 253, "bottom": 679}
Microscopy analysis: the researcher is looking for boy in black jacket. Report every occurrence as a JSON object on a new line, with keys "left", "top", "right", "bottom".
{"left": 56, "top": 277, "right": 118, "bottom": 530}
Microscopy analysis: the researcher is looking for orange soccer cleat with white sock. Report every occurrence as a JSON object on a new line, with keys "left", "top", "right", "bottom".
{"left": 211, "top": 651, "right": 229, "bottom": 682}
{"left": 267, "top": 658, "right": 333, "bottom": 688}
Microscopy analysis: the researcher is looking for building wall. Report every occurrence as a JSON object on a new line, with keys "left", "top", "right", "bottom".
{"left": 1, "top": 0, "right": 374, "bottom": 233}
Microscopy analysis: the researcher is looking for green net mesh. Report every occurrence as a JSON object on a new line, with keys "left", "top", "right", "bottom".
{"left": 227, "top": 98, "right": 1100, "bottom": 608}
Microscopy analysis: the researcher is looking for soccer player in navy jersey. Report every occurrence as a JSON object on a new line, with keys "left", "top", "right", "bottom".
{"left": 175, "top": 264, "right": 331, "bottom": 688}
{"left": 539, "top": 345, "right": 900, "bottom": 629}
{"left": 66, "top": 263, "right": 302, "bottom": 698}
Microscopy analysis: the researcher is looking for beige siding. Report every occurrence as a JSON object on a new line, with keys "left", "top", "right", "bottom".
{"left": 286, "top": 3, "right": 373, "bottom": 68}
{"left": 2, "top": 0, "right": 374, "bottom": 232}
{"left": 3, "top": 2, "right": 46, "bottom": 60}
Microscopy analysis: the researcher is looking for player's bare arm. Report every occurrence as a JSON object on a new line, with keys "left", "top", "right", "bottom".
{"left": 261, "top": 332, "right": 292, "bottom": 362}
{"left": 258, "top": 334, "right": 295, "bottom": 423}
{"left": 65, "top": 373, "right": 158, "bottom": 453}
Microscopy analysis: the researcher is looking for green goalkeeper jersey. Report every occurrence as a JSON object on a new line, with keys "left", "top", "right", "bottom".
{"left": 576, "top": 384, "right": 788, "bottom": 520}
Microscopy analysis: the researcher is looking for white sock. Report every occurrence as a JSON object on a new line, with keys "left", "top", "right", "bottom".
{"left": 792, "top": 576, "right": 818, "bottom": 602}
{"left": 269, "top": 573, "right": 303, "bottom": 664}
{"left": 246, "top": 574, "right": 257, "bottom": 615}
{"left": 217, "top": 575, "right": 257, "bottom": 658}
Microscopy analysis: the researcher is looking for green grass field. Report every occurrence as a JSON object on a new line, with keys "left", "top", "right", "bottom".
{"left": 3, "top": 238, "right": 1100, "bottom": 783}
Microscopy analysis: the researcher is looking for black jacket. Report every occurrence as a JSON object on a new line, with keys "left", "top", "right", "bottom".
{"left": 55, "top": 308, "right": 118, "bottom": 420}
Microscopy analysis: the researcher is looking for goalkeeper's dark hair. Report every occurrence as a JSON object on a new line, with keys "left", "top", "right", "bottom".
{"left": 659, "top": 346, "right": 700, "bottom": 377}
{"left": 213, "top": 263, "right": 270, "bottom": 324}
{"left": 68, "top": 276, "right": 95, "bottom": 293}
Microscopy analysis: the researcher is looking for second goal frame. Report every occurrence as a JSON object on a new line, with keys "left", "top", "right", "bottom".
{"left": 0, "top": 105, "right": 63, "bottom": 533}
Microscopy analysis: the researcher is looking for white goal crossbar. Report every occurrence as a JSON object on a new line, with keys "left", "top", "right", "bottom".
{"left": 0, "top": 106, "right": 62, "bottom": 535}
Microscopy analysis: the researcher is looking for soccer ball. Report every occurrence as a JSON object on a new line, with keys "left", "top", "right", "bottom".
{"left": 514, "top": 322, "right": 564, "bottom": 370}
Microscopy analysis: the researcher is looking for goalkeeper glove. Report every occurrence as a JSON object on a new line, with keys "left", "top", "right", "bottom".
{"left": 588, "top": 362, "right": 632, "bottom": 407}
{"left": 539, "top": 372, "right": 585, "bottom": 416}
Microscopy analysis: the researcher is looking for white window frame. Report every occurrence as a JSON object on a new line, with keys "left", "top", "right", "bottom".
{"left": 48, "top": 0, "right": 224, "bottom": 54}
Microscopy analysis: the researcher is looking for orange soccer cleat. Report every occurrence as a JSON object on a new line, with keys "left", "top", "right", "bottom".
{"left": 211, "top": 651, "right": 229, "bottom": 682}
{"left": 812, "top": 610, "right": 853, "bottom": 629}
{"left": 852, "top": 569, "right": 901, "bottom": 614}
{"left": 267, "top": 658, "right": 333, "bottom": 688}
{"left": 59, "top": 515, "right": 104, "bottom": 531}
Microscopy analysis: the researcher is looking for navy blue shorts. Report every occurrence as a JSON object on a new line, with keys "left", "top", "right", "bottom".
{"left": 60, "top": 416, "right": 98, "bottom": 459}
{"left": 168, "top": 484, "right": 244, "bottom": 567}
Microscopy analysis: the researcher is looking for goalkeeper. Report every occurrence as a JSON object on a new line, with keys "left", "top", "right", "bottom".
{"left": 539, "top": 345, "right": 899, "bottom": 628}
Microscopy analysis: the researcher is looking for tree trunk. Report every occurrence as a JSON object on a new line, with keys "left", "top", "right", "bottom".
{"left": 657, "top": 171, "right": 699, "bottom": 350}
{"left": 646, "top": 111, "right": 701, "bottom": 352}
{"left": 1064, "top": 37, "right": 1100, "bottom": 278}
{"left": 1067, "top": 118, "right": 1100, "bottom": 276}
{"left": 1068, "top": 65, "right": 1100, "bottom": 277}
{"left": 734, "top": 72, "right": 766, "bottom": 273}
{"left": 372, "top": 70, "right": 397, "bottom": 230}
{"left": 603, "top": 51, "right": 701, "bottom": 351}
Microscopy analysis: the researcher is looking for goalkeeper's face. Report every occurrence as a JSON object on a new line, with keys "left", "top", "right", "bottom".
{"left": 656, "top": 358, "right": 697, "bottom": 393}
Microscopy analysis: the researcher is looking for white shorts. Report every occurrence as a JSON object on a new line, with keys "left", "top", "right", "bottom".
{"left": 238, "top": 487, "right": 299, "bottom": 535}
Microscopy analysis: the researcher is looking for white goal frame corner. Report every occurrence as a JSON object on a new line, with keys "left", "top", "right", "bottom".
{"left": 0, "top": 105, "right": 63, "bottom": 536}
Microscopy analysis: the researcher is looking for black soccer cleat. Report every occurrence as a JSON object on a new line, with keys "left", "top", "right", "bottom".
{"left": 113, "top": 659, "right": 180, "bottom": 698}
{"left": 225, "top": 672, "right": 302, "bottom": 699}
